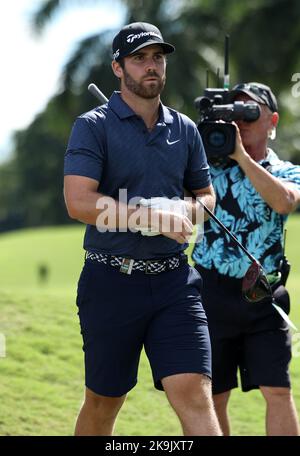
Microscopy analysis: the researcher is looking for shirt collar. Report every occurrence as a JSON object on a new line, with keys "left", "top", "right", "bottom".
{"left": 259, "top": 148, "right": 280, "bottom": 167}
{"left": 160, "top": 104, "right": 173, "bottom": 125}
{"left": 108, "top": 91, "right": 173, "bottom": 125}
{"left": 108, "top": 91, "right": 136, "bottom": 119}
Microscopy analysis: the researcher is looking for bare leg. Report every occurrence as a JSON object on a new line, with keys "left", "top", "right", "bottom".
{"left": 213, "top": 390, "right": 231, "bottom": 436}
{"left": 162, "top": 373, "right": 222, "bottom": 436}
{"left": 75, "top": 387, "right": 126, "bottom": 436}
{"left": 260, "top": 386, "right": 300, "bottom": 436}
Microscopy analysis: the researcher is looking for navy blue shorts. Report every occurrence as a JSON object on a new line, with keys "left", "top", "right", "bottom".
{"left": 195, "top": 265, "right": 292, "bottom": 395}
{"left": 76, "top": 259, "right": 211, "bottom": 397}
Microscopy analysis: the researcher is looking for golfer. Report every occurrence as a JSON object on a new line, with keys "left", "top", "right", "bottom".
{"left": 64, "top": 22, "right": 221, "bottom": 436}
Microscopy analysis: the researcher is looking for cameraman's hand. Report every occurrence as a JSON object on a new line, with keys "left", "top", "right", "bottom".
{"left": 229, "top": 122, "right": 248, "bottom": 163}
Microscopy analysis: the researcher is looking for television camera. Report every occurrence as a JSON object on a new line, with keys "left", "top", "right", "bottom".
{"left": 195, "top": 36, "right": 261, "bottom": 166}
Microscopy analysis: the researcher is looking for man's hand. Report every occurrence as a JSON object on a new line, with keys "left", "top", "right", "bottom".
{"left": 136, "top": 197, "right": 193, "bottom": 243}
{"left": 229, "top": 122, "right": 248, "bottom": 163}
{"left": 154, "top": 208, "right": 194, "bottom": 244}
{"left": 226, "top": 123, "right": 300, "bottom": 214}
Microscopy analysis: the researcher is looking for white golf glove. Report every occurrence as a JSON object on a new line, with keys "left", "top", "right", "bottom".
{"left": 138, "top": 197, "right": 188, "bottom": 236}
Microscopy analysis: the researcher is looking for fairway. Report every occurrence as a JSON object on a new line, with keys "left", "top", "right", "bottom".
{"left": 0, "top": 218, "right": 299, "bottom": 436}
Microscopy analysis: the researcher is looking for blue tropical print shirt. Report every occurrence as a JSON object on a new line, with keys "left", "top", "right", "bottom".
{"left": 192, "top": 149, "right": 300, "bottom": 278}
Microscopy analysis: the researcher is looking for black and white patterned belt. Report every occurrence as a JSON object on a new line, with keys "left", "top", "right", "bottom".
{"left": 85, "top": 251, "right": 188, "bottom": 275}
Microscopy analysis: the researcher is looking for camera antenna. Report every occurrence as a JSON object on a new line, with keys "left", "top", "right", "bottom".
{"left": 206, "top": 70, "right": 210, "bottom": 88}
{"left": 216, "top": 68, "right": 220, "bottom": 88}
{"left": 224, "top": 34, "right": 230, "bottom": 89}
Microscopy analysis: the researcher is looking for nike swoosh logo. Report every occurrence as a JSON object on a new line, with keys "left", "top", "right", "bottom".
{"left": 166, "top": 139, "right": 181, "bottom": 145}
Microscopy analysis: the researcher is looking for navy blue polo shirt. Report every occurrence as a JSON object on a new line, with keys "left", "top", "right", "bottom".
{"left": 64, "top": 91, "right": 210, "bottom": 258}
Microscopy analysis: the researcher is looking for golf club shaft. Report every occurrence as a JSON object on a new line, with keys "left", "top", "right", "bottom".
{"left": 87, "top": 83, "right": 258, "bottom": 265}
{"left": 88, "top": 83, "right": 108, "bottom": 104}
{"left": 200, "top": 201, "right": 257, "bottom": 263}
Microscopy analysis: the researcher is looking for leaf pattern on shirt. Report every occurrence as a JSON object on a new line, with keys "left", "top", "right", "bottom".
{"left": 213, "top": 173, "right": 229, "bottom": 200}
{"left": 263, "top": 253, "right": 282, "bottom": 274}
{"left": 214, "top": 245, "right": 249, "bottom": 277}
{"left": 232, "top": 217, "right": 248, "bottom": 234}
{"left": 209, "top": 206, "right": 235, "bottom": 235}
{"left": 192, "top": 149, "right": 300, "bottom": 278}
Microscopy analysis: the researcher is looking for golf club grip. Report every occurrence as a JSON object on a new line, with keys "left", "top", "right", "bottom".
{"left": 200, "top": 201, "right": 257, "bottom": 263}
{"left": 88, "top": 83, "right": 108, "bottom": 104}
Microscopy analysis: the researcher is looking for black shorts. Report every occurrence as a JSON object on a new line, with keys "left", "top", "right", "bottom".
{"left": 76, "top": 260, "right": 211, "bottom": 397}
{"left": 195, "top": 265, "right": 292, "bottom": 395}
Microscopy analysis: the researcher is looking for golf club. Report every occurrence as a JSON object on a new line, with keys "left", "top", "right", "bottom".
{"left": 87, "top": 82, "right": 297, "bottom": 328}
{"left": 196, "top": 202, "right": 272, "bottom": 299}
{"left": 196, "top": 200, "right": 281, "bottom": 303}
{"left": 88, "top": 83, "right": 108, "bottom": 104}
{"left": 197, "top": 183, "right": 297, "bottom": 328}
{"left": 198, "top": 201, "right": 257, "bottom": 263}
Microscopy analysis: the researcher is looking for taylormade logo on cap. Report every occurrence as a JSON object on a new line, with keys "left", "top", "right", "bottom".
{"left": 112, "top": 22, "right": 175, "bottom": 61}
{"left": 126, "top": 31, "right": 162, "bottom": 44}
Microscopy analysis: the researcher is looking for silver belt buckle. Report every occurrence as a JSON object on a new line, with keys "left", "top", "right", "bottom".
{"left": 119, "top": 258, "right": 134, "bottom": 274}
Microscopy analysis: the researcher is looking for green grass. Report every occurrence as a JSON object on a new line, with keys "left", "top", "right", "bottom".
{"left": 0, "top": 218, "right": 299, "bottom": 436}
{"left": 0, "top": 225, "right": 85, "bottom": 290}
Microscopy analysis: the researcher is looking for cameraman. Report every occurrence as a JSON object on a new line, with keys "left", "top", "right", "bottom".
{"left": 192, "top": 82, "right": 300, "bottom": 435}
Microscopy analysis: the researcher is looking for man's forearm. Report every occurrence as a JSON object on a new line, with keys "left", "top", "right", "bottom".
{"left": 237, "top": 154, "right": 299, "bottom": 214}
{"left": 67, "top": 192, "right": 193, "bottom": 243}
{"left": 66, "top": 191, "right": 144, "bottom": 229}
{"left": 196, "top": 192, "right": 216, "bottom": 221}
{"left": 184, "top": 188, "right": 216, "bottom": 223}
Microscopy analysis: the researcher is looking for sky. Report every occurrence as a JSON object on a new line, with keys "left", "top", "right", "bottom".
{"left": 0, "top": 0, "right": 124, "bottom": 163}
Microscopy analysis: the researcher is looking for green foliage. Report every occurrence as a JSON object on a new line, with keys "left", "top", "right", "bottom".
{"left": 1, "top": 0, "right": 300, "bottom": 231}
{"left": 31, "top": 0, "right": 101, "bottom": 34}
{"left": 14, "top": 124, "right": 65, "bottom": 226}
{"left": 0, "top": 159, "right": 22, "bottom": 232}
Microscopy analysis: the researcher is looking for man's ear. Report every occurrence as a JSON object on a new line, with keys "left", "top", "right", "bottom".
{"left": 111, "top": 60, "right": 123, "bottom": 78}
{"left": 271, "top": 111, "right": 279, "bottom": 128}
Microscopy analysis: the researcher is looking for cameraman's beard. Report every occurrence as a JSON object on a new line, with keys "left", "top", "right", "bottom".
{"left": 123, "top": 69, "right": 166, "bottom": 99}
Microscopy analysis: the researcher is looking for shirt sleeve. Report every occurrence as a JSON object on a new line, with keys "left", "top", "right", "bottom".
{"left": 184, "top": 123, "right": 211, "bottom": 190}
{"left": 272, "top": 160, "right": 300, "bottom": 193}
{"left": 64, "top": 115, "right": 106, "bottom": 182}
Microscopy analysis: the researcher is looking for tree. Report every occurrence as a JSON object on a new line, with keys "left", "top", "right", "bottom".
{"left": 1, "top": 0, "right": 300, "bottom": 231}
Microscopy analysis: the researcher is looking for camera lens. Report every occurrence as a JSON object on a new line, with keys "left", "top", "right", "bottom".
{"left": 208, "top": 129, "right": 226, "bottom": 148}
{"left": 197, "top": 122, "right": 236, "bottom": 164}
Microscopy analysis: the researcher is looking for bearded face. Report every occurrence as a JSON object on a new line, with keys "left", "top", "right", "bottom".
{"left": 116, "top": 45, "right": 167, "bottom": 99}
{"left": 122, "top": 66, "right": 166, "bottom": 99}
